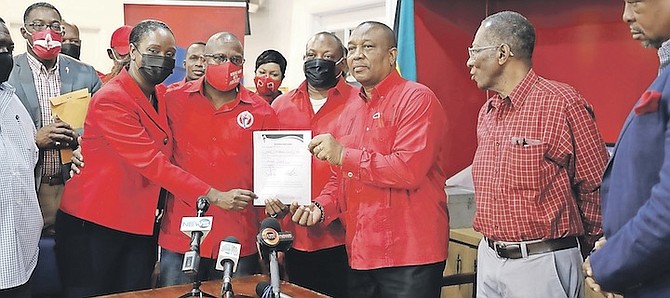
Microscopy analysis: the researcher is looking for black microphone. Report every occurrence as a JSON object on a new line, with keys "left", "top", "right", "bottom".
{"left": 181, "top": 196, "right": 212, "bottom": 274}
{"left": 255, "top": 281, "right": 294, "bottom": 298}
{"left": 256, "top": 218, "right": 293, "bottom": 298}
{"left": 217, "top": 236, "right": 241, "bottom": 298}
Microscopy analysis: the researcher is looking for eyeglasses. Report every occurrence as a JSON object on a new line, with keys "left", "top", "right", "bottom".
{"left": 25, "top": 21, "right": 64, "bottom": 33}
{"left": 467, "top": 44, "right": 515, "bottom": 59}
{"left": 203, "top": 54, "right": 245, "bottom": 66}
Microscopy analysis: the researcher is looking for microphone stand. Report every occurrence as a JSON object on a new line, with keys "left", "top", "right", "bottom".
{"left": 269, "top": 250, "right": 281, "bottom": 298}
{"left": 179, "top": 197, "right": 216, "bottom": 298}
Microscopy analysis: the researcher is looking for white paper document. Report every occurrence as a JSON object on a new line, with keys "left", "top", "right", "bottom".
{"left": 253, "top": 130, "right": 312, "bottom": 206}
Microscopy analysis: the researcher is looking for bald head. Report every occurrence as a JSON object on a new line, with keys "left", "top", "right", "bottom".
{"left": 205, "top": 32, "right": 243, "bottom": 54}
{"left": 306, "top": 32, "right": 346, "bottom": 60}
{"left": 355, "top": 21, "right": 397, "bottom": 49}
{"left": 480, "top": 11, "right": 535, "bottom": 60}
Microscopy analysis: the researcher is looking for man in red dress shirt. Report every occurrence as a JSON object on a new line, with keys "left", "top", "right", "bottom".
{"left": 265, "top": 31, "right": 356, "bottom": 297}
{"left": 158, "top": 32, "right": 279, "bottom": 286}
{"left": 292, "top": 22, "right": 449, "bottom": 298}
{"left": 466, "top": 11, "right": 608, "bottom": 298}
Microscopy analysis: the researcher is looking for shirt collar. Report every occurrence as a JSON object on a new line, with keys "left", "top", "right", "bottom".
{"left": 184, "top": 77, "right": 254, "bottom": 104}
{"left": 296, "top": 76, "right": 349, "bottom": 98}
{"left": 486, "top": 69, "right": 538, "bottom": 113}
{"left": 358, "top": 70, "right": 403, "bottom": 100}
{"left": 26, "top": 52, "right": 59, "bottom": 74}
{"left": 658, "top": 39, "right": 670, "bottom": 72}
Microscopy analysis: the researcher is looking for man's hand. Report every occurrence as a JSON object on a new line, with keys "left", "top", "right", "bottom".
{"left": 207, "top": 188, "right": 257, "bottom": 211}
{"left": 308, "top": 134, "right": 344, "bottom": 166}
{"left": 583, "top": 237, "right": 614, "bottom": 297}
{"left": 264, "top": 198, "right": 289, "bottom": 218}
{"left": 36, "top": 117, "right": 78, "bottom": 149}
{"left": 70, "top": 137, "right": 84, "bottom": 176}
{"left": 291, "top": 203, "right": 322, "bottom": 226}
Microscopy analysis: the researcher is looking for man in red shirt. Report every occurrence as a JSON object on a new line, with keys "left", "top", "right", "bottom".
{"left": 158, "top": 32, "right": 279, "bottom": 286}
{"left": 466, "top": 11, "right": 608, "bottom": 297}
{"left": 167, "top": 41, "right": 206, "bottom": 90}
{"left": 292, "top": 22, "right": 448, "bottom": 298}
{"left": 265, "top": 32, "right": 356, "bottom": 297}
{"left": 97, "top": 25, "right": 131, "bottom": 84}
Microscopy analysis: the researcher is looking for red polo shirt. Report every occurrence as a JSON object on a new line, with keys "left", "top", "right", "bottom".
{"left": 271, "top": 78, "right": 357, "bottom": 252}
{"left": 158, "top": 78, "right": 280, "bottom": 258}
{"left": 316, "top": 71, "right": 449, "bottom": 270}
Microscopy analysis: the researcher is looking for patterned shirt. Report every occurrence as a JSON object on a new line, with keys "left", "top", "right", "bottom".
{"left": 658, "top": 39, "right": 670, "bottom": 72}
{"left": 0, "top": 82, "right": 42, "bottom": 289}
{"left": 26, "top": 53, "right": 61, "bottom": 177}
{"left": 472, "top": 69, "right": 608, "bottom": 245}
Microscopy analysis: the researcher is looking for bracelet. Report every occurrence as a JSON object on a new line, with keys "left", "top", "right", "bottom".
{"left": 313, "top": 201, "right": 325, "bottom": 223}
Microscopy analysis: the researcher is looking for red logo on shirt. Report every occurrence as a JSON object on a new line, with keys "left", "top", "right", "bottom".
{"left": 237, "top": 111, "right": 254, "bottom": 129}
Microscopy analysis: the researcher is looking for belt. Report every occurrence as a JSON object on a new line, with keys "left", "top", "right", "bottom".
{"left": 486, "top": 237, "right": 578, "bottom": 259}
{"left": 42, "top": 174, "right": 64, "bottom": 186}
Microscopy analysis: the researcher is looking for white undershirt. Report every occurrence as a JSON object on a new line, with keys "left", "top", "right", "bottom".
{"left": 310, "top": 96, "right": 328, "bottom": 113}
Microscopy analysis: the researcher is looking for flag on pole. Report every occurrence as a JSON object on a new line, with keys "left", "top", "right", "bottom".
{"left": 394, "top": 0, "right": 417, "bottom": 81}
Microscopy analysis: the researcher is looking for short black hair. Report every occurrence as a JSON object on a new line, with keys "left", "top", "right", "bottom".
{"left": 23, "top": 2, "right": 62, "bottom": 23}
{"left": 255, "top": 49, "right": 287, "bottom": 78}
{"left": 357, "top": 21, "right": 397, "bottom": 48}
{"left": 312, "top": 31, "right": 347, "bottom": 59}
{"left": 481, "top": 11, "right": 535, "bottom": 60}
{"left": 129, "top": 19, "right": 173, "bottom": 46}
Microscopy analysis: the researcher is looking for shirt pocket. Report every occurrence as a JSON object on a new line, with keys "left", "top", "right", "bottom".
{"left": 504, "top": 142, "right": 548, "bottom": 191}
{"left": 367, "top": 126, "right": 397, "bottom": 155}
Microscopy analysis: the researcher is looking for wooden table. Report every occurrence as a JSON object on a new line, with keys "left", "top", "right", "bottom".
{"left": 98, "top": 274, "right": 330, "bottom": 298}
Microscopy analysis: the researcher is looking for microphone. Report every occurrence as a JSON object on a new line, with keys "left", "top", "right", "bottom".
{"left": 216, "top": 236, "right": 241, "bottom": 298}
{"left": 181, "top": 196, "right": 213, "bottom": 274}
{"left": 255, "top": 281, "right": 294, "bottom": 298}
{"left": 257, "top": 217, "right": 293, "bottom": 254}
{"left": 256, "top": 218, "right": 293, "bottom": 298}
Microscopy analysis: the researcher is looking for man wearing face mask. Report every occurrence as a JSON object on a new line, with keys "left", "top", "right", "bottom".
{"left": 8, "top": 2, "right": 102, "bottom": 237}
{"left": 264, "top": 31, "right": 355, "bottom": 297}
{"left": 157, "top": 32, "right": 279, "bottom": 286}
{"left": 98, "top": 25, "right": 132, "bottom": 85}
{"left": 254, "top": 49, "right": 287, "bottom": 104}
{"left": 0, "top": 17, "right": 43, "bottom": 298}
{"left": 60, "top": 20, "right": 80, "bottom": 60}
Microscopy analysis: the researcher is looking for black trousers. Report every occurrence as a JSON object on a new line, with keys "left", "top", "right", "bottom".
{"left": 0, "top": 281, "right": 31, "bottom": 298}
{"left": 55, "top": 210, "right": 157, "bottom": 298}
{"left": 285, "top": 245, "right": 350, "bottom": 298}
{"left": 348, "top": 261, "right": 446, "bottom": 298}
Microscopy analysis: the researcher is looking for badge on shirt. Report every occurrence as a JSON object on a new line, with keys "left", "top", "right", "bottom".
{"left": 237, "top": 110, "right": 254, "bottom": 129}
{"left": 372, "top": 112, "right": 381, "bottom": 119}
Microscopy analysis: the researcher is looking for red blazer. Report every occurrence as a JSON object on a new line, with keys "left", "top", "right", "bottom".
{"left": 60, "top": 69, "right": 210, "bottom": 235}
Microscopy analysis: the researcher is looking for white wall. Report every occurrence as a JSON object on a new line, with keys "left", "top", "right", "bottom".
{"left": 5, "top": 0, "right": 396, "bottom": 89}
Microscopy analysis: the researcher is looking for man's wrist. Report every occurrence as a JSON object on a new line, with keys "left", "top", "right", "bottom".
{"left": 313, "top": 201, "right": 325, "bottom": 223}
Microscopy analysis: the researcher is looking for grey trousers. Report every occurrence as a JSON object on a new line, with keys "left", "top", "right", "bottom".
{"left": 476, "top": 238, "right": 584, "bottom": 298}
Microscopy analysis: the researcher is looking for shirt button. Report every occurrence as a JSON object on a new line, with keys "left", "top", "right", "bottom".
{"left": 347, "top": 172, "right": 353, "bottom": 178}
{"left": 495, "top": 142, "right": 500, "bottom": 146}
{"left": 163, "top": 137, "right": 168, "bottom": 145}
{"left": 212, "top": 137, "right": 217, "bottom": 142}
{"left": 210, "top": 162, "right": 216, "bottom": 167}
{"left": 365, "top": 127, "right": 370, "bottom": 132}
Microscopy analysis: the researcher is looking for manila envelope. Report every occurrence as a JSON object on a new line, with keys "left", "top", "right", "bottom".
{"left": 49, "top": 88, "right": 91, "bottom": 164}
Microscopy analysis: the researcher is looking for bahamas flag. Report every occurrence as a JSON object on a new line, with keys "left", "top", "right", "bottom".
{"left": 394, "top": 0, "right": 417, "bottom": 81}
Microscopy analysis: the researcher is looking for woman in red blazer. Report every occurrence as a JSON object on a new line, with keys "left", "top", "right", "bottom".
{"left": 55, "top": 20, "right": 226, "bottom": 298}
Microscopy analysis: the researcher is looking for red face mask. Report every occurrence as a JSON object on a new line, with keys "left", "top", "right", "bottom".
{"left": 28, "top": 29, "right": 62, "bottom": 60}
{"left": 254, "top": 75, "right": 282, "bottom": 96}
{"left": 205, "top": 62, "right": 243, "bottom": 91}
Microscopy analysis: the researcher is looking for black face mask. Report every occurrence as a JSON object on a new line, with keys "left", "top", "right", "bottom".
{"left": 304, "top": 58, "right": 341, "bottom": 89}
{"left": 60, "top": 44, "right": 81, "bottom": 60}
{"left": 136, "top": 52, "right": 175, "bottom": 85}
{"left": 0, "top": 52, "right": 13, "bottom": 83}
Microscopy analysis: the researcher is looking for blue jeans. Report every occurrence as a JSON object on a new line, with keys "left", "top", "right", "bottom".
{"left": 159, "top": 249, "right": 261, "bottom": 287}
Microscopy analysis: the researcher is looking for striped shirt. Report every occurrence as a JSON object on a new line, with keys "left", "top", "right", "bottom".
{"left": 26, "top": 53, "right": 61, "bottom": 177}
{"left": 472, "top": 69, "right": 609, "bottom": 246}
{"left": 0, "top": 82, "right": 42, "bottom": 289}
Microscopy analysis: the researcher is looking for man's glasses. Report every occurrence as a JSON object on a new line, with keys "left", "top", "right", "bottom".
{"left": 203, "top": 54, "right": 245, "bottom": 66}
{"left": 467, "top": 44, "right": 515, "bottom": 59}
{"left": 25, "top": 21, "right": 64, "bottom": 33}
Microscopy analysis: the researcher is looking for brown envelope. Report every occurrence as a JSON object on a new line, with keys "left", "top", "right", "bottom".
{"left": 49, "top": 88, "right": 91, "bottom": 164}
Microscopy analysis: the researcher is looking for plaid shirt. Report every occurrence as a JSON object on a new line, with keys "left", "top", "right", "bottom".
{"left": 472, "top": 69, "right": 608, "bottom": 246}
{"left": 658, "top": 39, "right": 670, "bottom": 72}
{"left": 26, "top": 53, "right": 61, "bottom": 177}
{"left": 0, "top": 82, "right": 42, "bottom": 289}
